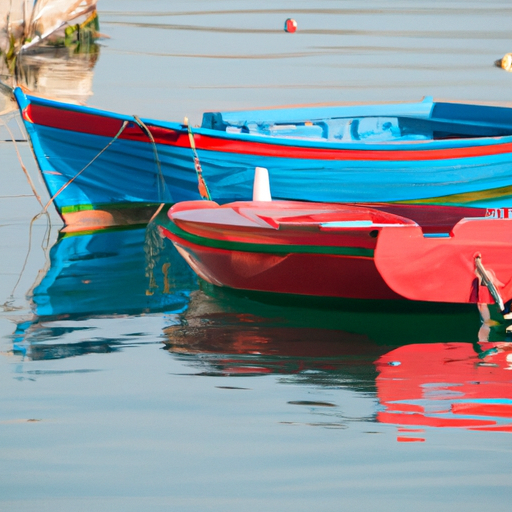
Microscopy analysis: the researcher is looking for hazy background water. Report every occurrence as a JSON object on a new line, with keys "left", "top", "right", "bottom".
{"left": 2, "top": 1, "right": 512, "bottom": 510}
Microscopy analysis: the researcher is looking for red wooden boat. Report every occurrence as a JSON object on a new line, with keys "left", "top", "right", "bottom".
{"left": 159, "top": 199, "right": 512, "bottom": 308}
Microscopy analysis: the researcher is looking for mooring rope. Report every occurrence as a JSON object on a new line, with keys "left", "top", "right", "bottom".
{"left": 42, "top": 114, "right": 171, "bottom": 214}
{"left": 132, "top": 115, "right": 167, "bottom": 203}
{"left": 42, "top": 120, "right": 130, "bottom": 214}
{"left": 9, "top": 213, "right": 49, "bottom": 299}
{"left": 0, "top": 102, "right": 53, "bottom": 309}
{"left": 0, "top": 115, "right": 44, "bottom": 208}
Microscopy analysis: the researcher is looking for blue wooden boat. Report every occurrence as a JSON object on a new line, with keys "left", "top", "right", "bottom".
{"left": 14, "top": 86, "right": 512, "bottom": 228}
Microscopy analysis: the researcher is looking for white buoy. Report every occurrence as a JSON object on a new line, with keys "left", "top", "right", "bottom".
{"left": 253, "top": 167, "right": 272, "bottom": 201}
{"left": 496, "top": 53, "right": 512, "bottom": 71}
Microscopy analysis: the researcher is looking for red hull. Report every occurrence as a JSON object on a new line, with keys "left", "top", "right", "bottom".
{"left": 169, "top": 236, "right": 402, "bottom": 300}
{"left": 161, "top": 200, "right": 512, "bottom": 305}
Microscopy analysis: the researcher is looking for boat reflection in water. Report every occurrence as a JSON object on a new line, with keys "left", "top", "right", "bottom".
{"left": 13, "top": 224, "right": 197, "bottom": 360}
{"left": 14, "top": 45, "right": 100, "bottom": 103}
{"left": 1, "top": 2, "right": 101, "bottom": 137}
{"left": 164, "top": 285, "right": 512, "bottom": 439}
{"left": 376, "top": 341, "right": 512, "bottom": 439}
{"left": 0, "top": 43, "right": 100, "bottom": 112}
{"left": 0, "top": 43, "right": 100, "bottom": 143}
{"left": 13, "top": 221, "right": 512, "bottom": 438}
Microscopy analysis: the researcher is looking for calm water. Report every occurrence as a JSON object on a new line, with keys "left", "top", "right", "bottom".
{"left": 2, "top": 1, "right": 512, "bottom": 510}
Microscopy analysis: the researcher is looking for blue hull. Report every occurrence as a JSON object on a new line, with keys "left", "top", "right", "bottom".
{"left": 14, "top": 88, "right": 512, "bottom": 226}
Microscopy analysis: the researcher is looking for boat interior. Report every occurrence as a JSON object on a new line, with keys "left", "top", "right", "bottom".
{"left": 202, "top": 99, "right": 512, "bottom": 142}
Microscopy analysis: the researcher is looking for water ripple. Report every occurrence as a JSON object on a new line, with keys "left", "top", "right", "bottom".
{"left": 103, "top": 21, "right": 510, "bottom": 40}
{"left": 101, "top": 8, "right": 512, "bottom": 18}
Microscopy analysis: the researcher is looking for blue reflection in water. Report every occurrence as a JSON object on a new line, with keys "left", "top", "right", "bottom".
{"left": 12, "top": 224, "right": 198, "bottom": 360}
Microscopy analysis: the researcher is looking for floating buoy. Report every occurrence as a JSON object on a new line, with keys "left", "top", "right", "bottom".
{"left": 496, "top": 53, "right": 512, "bottom": 72}
{"left": 284, "top": 18, "right": 297, "bottom": 33}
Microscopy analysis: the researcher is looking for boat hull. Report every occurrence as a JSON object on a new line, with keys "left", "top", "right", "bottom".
{"left": 15, "top": 88, "right": 512, "bottom": 228}
{"left": 169, "top": 234, "right": 402, "bottom": 301}
{"left": 160, "top": 200, "right": 512, "bottom": 305}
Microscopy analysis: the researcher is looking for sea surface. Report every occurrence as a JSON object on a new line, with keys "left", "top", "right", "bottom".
{"left": 1, "top": 1, "right": 512, "bottom": 510}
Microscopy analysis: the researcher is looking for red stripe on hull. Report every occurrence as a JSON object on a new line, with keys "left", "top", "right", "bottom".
{"left": 24, "top": 104, "right": 183, "bottom": 145}
{"left": 168, "top": 233, "right": 404, "bottom": 300}
{"left": 24, "top": 101, "right": 512, "bottom": 162}
{"left": 191, "top": 133, "right": 512, "bottom": 162}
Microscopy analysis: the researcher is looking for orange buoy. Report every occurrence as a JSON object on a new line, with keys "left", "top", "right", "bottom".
{"left": 284, "top": 18, "right": 297, "bottom": 33}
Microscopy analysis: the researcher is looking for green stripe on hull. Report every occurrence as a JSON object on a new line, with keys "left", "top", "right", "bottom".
{"left": 166, "top": 222, "right": 375, "bottom": 257}
{"left": 60, "top": 202, "right": 166, "bottom": 214}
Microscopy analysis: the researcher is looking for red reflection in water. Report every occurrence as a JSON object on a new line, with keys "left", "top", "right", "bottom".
{"left": 375, "top": 342, "right": 512, "bottom": 437}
